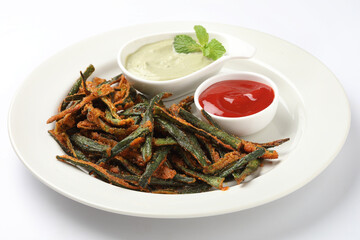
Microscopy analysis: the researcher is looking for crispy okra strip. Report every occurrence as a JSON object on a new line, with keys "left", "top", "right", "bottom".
{"left": 119, "top": 103, "right": 148, "bottom": 116}
{"left": 252, "top": 138, "right": 290, "bottom": 149}
{"left": 107, "top": 121, "right": 151, "bottom": 159}
{"left": 64, "top": 93, "right": 86, "bottom": 102}
{"left": 80, "top": 71, "right": 91, "bottom": 95}
{"left": 96, "top": 73, "right": 122, "bottom": 88}
{"left": 70, "top": 134, "right": 110, "bottom": 156}
{"left": 60, "top": 64, "right": 95, "bottom": 111}
{"left": 196, "top": 134, "right": 221, "bottom": 163}
{"left": 138, "top": 146, "right": 171, "bottom": 188}
{"left": 232, "top": 158, "right": 261, "bottom": 184}
{"left": 180, "top": 108, "right": 279, "bottom": 159}
{"left": 169, "top": 96, "right": 194, "bottom": 115}
{"left": 148, "top": 178, "right": 185, "bottom": 187}
{"left": 114, "top": 85, "right": 137, "bottom": 108}
{"left": 74, "top": 149, "right": 91, "bottom": 161}
{"left": 173, "top": 174, "right": 196, "bottom": 184}
{"left": 242, "top": 141, "right": 278, "bottom": 159}
{"left": 154, "top": 106, "right": 235, "bottom": 150}
{"left": 201, "top": 109, "right": 222, "bottom": 129}
{"left": 153, "top": 137, "right": 178, "bottom": 146}
{"left": 101, "top": 96, "right": 123, "bottom": 120}
{"left": 203, "top": 151, "right": 245, "bottom": 174}
{"left": 219, "top": 148, "right": 265, "bottom": 178}
{"left": 151, "top": 182, "right": 211, "bottom": 194}
{"left": 141, "top": 92, "right": 171, "bottom": 162}
{"left": 156, "top": 118, "right": 210, "bottom": 167}
{"left": 102, "top": 110, "right": 134, "bottom": 127}
{"left": 47, "top": 84, "right": 114, "bottom": 123}
{"left": 179, "top": 166, "right": 225, "bottom": 190}
{"left": 176, "top": 148, "right": 200, "bottom": 170}
{"left": 179, "top": 183, "right": 212, "bottom": 194}
{"left": 56, "top": 155, "right": 140, "bottom": 190}
{"left": 113, "top": 156, "right": 143, "bottom": 176}
{"left": 109, "top": 174, "right": 184, "bottom": 187}
{"left": 77, "top": 120, "right": 100, "bottom": 130}
{"left": 84, "top": 104, "right": 133, "bottom": 138}
{"left": 53, "top": 112, "right": 76, "bottom": 134}
{"left": 178, "top": 108, "right": 242, "bottom": 150}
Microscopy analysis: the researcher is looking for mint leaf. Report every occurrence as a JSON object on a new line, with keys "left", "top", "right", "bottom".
{"left": 173, "top": 35, "right": 202, "bottom": 53}
{"left": 203, "top": 39, "right": 226, "bottom": 60}
{"left": 173, "top": 25, "right": 226, "bottom": 60}
{"left": 194, "top": 25, "right": 209, "bottom": 46}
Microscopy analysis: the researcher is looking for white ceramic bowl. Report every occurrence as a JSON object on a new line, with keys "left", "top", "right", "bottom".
{"left": 194, "top": 72, "right": 279, "bottom": 136}
{"left": 117, "top": 31, "right": 256, "bottom": 100}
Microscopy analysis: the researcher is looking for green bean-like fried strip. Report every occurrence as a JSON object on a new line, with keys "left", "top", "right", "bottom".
{"left": 92, "top": 114, "right": 128, "bottom": 137}
{"left": 56, "top": 155, "right": 140, "bottom": 190}
{"left": 101, "top": 96, "right": 123, "bottom": 120}
{"left": 74, "top": 149, "right": 91, "bottom": 161}
{"left": 173, "top": 174, "right": 196, "bottom": 184}
{"left": 219, "top": 148, "right": 265, "bottom": 178}
{"left": 153, "top": 137, "right": 178, "bottom": 146}
{"left": 119, "top": 103, "right": 148, "bottom": 116}
{"left": 187, "top": 133, "right": 211, "bottom": 164}
{"left": 47, "top": 84, "right": 114, "bottom": 124}
{"left": 180, "top": 108, "right": 279, "bottom": 159}
{"left": 232, "top": 158, "right": 261, "bottom": 184}
{"left": 107, "top": 122, "right": 151, "bottom": 160}
{"left": 174, "top": 147, "right": 200, "bottom": 170}
{"left": 60, "top": 64, "right": 95, "bottom": 111}
{"left": 180, "top": 183, "right": 212, "bottom": 194}
{"left": 64, "top": 93, "right": 86, "bottom": 102}
{"left": 102, "top": 172, "right": 184, "bottom": 187}
{"left": 138, "top": 146, "right": 171, "bottom": 188}
{"left": 114, "top": 85, "right": 137, "bottom": 108}
{"left": 178, "top": 108, "right": 242, "bottom": 150}
{"left": 253, "top": 138, "right": 290, "bottom": 149}
{"left": 70, "top": 134, "right": 110, "bottom": 156}
{"left": 96, "top": 73, "right": 122, "bottom": 87}
{"left": 148, "top": 178, "right": 185, "bottom": 186}
{"left": 154, "top": 106, "right": 235, "bottom": 151}
{"left": 157, "top": 118, "right": 209, "bottom": 167}
{"left": 201, "top": 109, "right": 222, "bottom": 129}
{"left": 103, "top": 110, "right": 134, "bottom": 127}
{"left": 178, "top": 96, "right": 194, "bottom": 111}
{"left": 141, "top": 136, "right": 152, "bottom": 163}
{"left": 150, "top": 182, "right": 212, "bottom": 194}
{"left": 80, "top": 71, "right": 91, "bottom": 95}
{"left": 141, "top": 92, "right": 171, "bottom": 162}
{"left": 111, "top": 73, "right": 123, "bottom": 83}
{"left": 179, "top": 166, "right": 225, "bottom": 190}
{"left": 196, "top": 134, "right": 221, "bottom": 163}
{"left": 203, "top": 151, "right": 245, "bottom": 174}
{"left": 113, "top": 156, "right": 143, "bottom": 175}
{"left": 85, "top": 104, "right": 130, "bottom": 137}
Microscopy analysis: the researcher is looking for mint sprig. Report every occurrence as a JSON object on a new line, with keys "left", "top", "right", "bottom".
{"left": 173, "top": 25, "right": 226, "bottom": 60}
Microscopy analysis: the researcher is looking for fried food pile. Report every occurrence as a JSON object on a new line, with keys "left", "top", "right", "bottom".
{"left": 47, "top": 65, "right": 289, "bottom": 194}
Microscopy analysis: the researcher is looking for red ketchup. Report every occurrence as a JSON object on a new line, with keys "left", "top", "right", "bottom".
{"left": 199, "top": 80, "right": 275, "bottom": 117}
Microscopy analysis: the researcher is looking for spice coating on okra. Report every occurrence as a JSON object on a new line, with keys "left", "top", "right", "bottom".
{"left": 47, "top": 65, "right": 289, "bottom": 194}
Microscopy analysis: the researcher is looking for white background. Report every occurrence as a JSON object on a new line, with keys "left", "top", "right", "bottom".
{"left": 1, "top": 0, "right": 359, "bottom": 239}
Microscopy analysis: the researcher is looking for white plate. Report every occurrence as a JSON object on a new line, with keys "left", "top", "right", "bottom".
{"left": 8, "top": 22, "right": 350, "bottom": 218}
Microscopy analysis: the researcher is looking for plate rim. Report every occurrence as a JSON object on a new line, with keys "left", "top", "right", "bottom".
{"left": 8, "top": 21, "right": 351, "bottom": 218}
